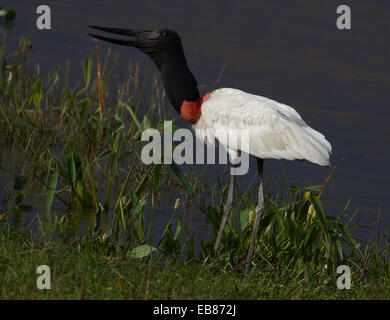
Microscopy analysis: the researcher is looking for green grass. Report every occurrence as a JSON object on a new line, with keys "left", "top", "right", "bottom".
{"left": 1, "top": 35, "right": 390, "bottom": 299}
{"left": 1, "top": 229, "right": 389, "bottom": 299}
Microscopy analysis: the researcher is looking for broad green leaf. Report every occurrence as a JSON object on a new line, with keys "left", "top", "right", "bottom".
{"left": 310, "top": 194, "right": 326, "bottom": 227}
{"left": 240, "top": 208, "right": 250, "bottom": 230}
{"left": 305, "top": 185, "right": 322, "bottom": 192}
{"left": 130, "top": 244, "right": 156, "bottom": 259}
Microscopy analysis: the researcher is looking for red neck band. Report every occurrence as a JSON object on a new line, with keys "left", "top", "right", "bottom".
{"left": 180, "top": 92, "right": 211, "bottom": 124}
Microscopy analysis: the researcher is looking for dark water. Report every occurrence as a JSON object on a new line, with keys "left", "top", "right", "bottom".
{"left": 1, "top": 0, "right": 390, "bottom": 242}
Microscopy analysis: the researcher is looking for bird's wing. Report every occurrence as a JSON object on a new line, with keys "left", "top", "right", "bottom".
{"left": 194, "top": 88, "right": 332, "bottom": 166}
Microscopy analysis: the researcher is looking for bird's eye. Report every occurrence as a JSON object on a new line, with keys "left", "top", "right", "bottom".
{"left": 161, "top": 31, "right": 167, "bottom": 37}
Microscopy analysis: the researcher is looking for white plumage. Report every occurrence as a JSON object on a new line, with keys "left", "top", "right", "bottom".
{"left": 193, "top": 88, "right": 332, "bottom": 166}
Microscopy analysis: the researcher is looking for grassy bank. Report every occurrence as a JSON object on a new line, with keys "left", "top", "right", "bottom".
{"left": 1, "top": 36, "right": 389, "bottom": 299}
{"left": 1, "top": 228, "right": 389, "bottom": 299}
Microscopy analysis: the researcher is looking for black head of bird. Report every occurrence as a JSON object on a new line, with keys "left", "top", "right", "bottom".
{"left": 89, "top": 26, "right": 179, "bottom": 55}
{"left": 89, "top": 26, "right": 200, "bottom": 115}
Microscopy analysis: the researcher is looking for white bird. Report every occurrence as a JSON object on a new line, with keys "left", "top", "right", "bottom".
{"left": 89, "top": 26, "right": 332, "bottom": 274}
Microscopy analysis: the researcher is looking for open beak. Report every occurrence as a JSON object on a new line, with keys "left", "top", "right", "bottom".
{"left": 88, "top": 25, "right": 155, "bottom": 49}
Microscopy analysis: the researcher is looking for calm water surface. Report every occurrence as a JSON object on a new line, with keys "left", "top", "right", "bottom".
{"left": 1, "top": 0, "right": 390, "bottom": 242}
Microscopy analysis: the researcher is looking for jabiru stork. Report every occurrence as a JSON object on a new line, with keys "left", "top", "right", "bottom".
{"left": 88, "top": 27, "right": 332, "bottom": 274}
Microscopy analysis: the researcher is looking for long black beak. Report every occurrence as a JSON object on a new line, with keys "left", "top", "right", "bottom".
{"left": 88, "top": 25, "right": 152, "bottom": 48}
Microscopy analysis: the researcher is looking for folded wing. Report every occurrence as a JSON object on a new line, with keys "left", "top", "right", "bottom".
{"left": 193, "top": 88, "right": 332, "bottom": 166}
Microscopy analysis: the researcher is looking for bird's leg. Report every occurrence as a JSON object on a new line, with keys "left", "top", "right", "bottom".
{"left": 214, "top": 172, "right": 235, "bottom": 252}
{"left": 245, "top": 158, "right": 264, "bottom": 275}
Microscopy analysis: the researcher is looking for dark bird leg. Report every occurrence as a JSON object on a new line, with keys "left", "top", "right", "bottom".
{"left": 214, "top": 173, "right": 235, "bottom": 251}
{"left": 245, "top": 158, "right": 264, "bottom": 275}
